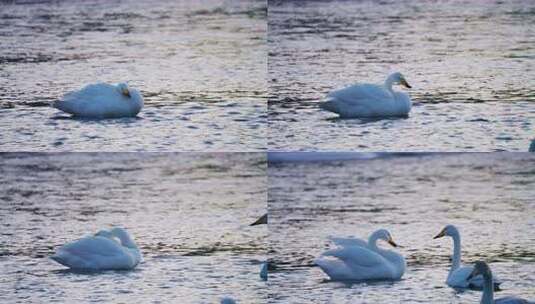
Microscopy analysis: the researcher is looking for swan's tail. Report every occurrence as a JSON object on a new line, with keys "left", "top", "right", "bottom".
{"left": 315, "top": 255, "right": 356, "bottom": 281}
{"left": 50, "top": 252, "right": 69, "bottom": 266}
{"left": 52, "top": 99, "right": 75, "bottom": 114}
{"left": 318, "top": 98, "right": 337, "bottom": 113}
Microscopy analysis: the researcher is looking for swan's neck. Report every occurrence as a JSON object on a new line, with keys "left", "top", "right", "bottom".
{"left": 368, "top": 232, "right": 381, "bottom": 251}
{"left": 384, "top": 76, "right": 395, "bottom": 93}
{"left": 480, "top": 271, "right": 494, "bottom": 304}
{"left": 450, "top": 231, "right": 461, "bottom": 273}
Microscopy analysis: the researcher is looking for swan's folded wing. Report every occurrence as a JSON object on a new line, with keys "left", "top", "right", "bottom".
{"left": 55, "top": 83, "right": 115, "bottom": 106}
{"left": 327, "top": 83, "right": 392, "bottom": 104}
{"left": 321, "top": 246, "right": 386, "bottom": 267}
{"left": 328, "top": 236, "right": 368, "bottom": 248}
{"left": 57, "top": 236, "right": 125, "bottom": 257}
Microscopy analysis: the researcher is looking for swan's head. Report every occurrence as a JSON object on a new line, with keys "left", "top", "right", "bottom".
{"left": 117, "top": 83, "right": 131, "bottom": 98}
{"left": 433, "top": 224, "right": 459, "bottom": 239}
{"left": 467, "top": 261, "right": 491, "bottom": 280}
{"left": 387, "top": 72, "right": 412, "bottom": 89}
{"left": 374, "top": 229, "right": 399, "bottom": 247}
{"left": 95, "top": 229, "right": 112, "bottom": 238}
{"left": 109, "top": 227, "right": 130, "bottom": 239}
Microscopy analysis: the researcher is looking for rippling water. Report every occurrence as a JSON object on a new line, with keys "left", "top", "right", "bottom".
{"left": 268, "top": 153, "right": 535, "bottom": 303}
{"left": 268, "top": 0, "right": 535, "bottom": 151}
{"left": 0, "top": 153, "right": 267, "bottom": 303}
{"left": 0, "top": 0, "right": 266, "bottom": 151}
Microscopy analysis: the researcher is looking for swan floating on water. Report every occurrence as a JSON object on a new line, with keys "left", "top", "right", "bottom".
{"left": 469, "top": 261, "right": 534, "bottom": 304}
{"left": 434, "top": 225, "right": 501, "bottom": 290}
{"left": 319, "top": 72, "right": 412, "bottom": 118}
{"left": 315, "top": 229, "right": 405, "bottom": 281}
{"left": 54, "top": 83, "right": 143, "bottom": 118}
{"left": 51, "top": 227, "right": 142, "bottom": 270}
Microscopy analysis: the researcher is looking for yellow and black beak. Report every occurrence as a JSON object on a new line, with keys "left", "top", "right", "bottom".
{"left": 387, "top": 238, "right": 399, "bottom": 248}
{"left": 400, "top": 78, "right": 412, "bottom": 89}
{"left": 433, "top": 229, "right": 446, "bottom": 239}
{"left": 122, "top": 88, "right": 131, "bottom": 98}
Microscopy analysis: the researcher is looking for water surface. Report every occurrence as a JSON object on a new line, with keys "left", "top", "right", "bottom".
{"left": 268, "top": 0, "right": 535, "bottom": 151}
{"left": 0, "top": 0, "right": 266, "bottom": 151}
{"left": 0, "top": 153, "right": 267, "bottom": 303}
{"left": 268, "top": 153, "right": 535, "bottom": 303}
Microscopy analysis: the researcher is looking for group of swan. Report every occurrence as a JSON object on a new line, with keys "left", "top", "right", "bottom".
{"left": 316, "top": 225, "right": 533, "bottom": 303}
{"left": 53, "top": 83, "right": 143, "bottom": 118}
{"left": 56, "top": 72, "right": 407, "bottom": 119}
{"left": 433, "top": 225, "right": 501, "bottom": 290}
{"left": 319, "top": 72, "right": 412, "bottom": 118}
{"left": 54, "top": 73, "right": 410, "bottom": 119}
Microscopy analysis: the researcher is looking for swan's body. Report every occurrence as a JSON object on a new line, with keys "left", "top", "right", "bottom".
{"left": 51, "top": 227, "right": 141, "bottom": 270}
{"left": 469, "top": 261, "right": 534, "bottom": 304}
{"left": 315, "top": 229, "right": 405, "bottom": 281}
{"left": 327, "top": 236, "right": 369, "bottom": 248}
{"left": 319, "top": 72, "right": 412, "bottom": 118}
{"left": 54, "top": 83, "right": 143, "bottom": 118}
{"left": 434, "top": 225, "right": 501, "bottom": 290}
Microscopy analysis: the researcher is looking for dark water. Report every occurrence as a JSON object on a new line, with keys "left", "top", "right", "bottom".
{"left": 0, "top": 153, "right": 267, "bottom": 303}
{"left": 268, "top": 153, "right": 535, "bottom": 303}
{"left": 0, "top": 0, "right": 266, "bottom": 151}
{"left": 268, "top": 0, "right": 535, "bottom": 151}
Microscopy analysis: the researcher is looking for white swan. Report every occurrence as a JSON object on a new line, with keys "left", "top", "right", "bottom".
{"left": 469, "top": 261, "right": 534, "bottom": 304}
{"left": 434, "top": 225, "right": 501, "bottom": 290}
{"left": 319, "top": 72, "right": 412, "bottom": 118}
{"left": 54, "top": 83, "right": 143, "bottom": 118}
{"left": 51, "top": 227, "right": 142, "bottom": 270}
{"left": 315, "top": 229, "right": 405, "bottom": 281}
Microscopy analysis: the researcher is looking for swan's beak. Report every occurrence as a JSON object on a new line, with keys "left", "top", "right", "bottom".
{"left": 387, "top": 238, "right": 399, "bottom": 248}
{"left": 433, "top": 229, "right": 446, "bottom": 239}
{"left": 122, "top": 88, "right": 131, "bottom": 98}
{"left": 400, "top": 79, "right": 412, "bottom": 89}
